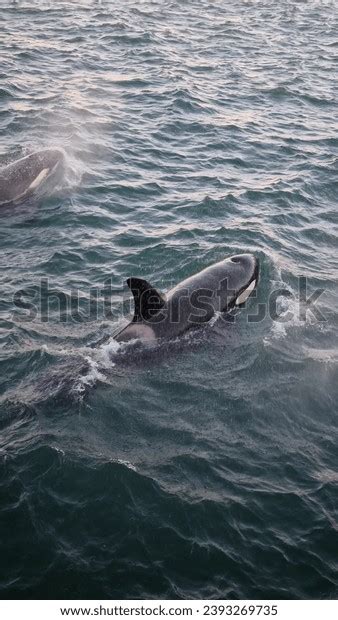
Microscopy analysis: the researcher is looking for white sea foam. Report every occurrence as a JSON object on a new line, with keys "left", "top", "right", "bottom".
{"left": 73, "top": 356, "right": 107, "bottom": 395}
{"left": 73, "top": 338, "right": 123, "bottom": 394}
{"left": 265, "top": 286, "right": 324, "bottom": 344}
{"left": 116, "top": 459, "right": 137, "bottom": 472}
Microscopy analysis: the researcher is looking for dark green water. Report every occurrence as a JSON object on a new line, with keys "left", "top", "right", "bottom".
{"left": 1, "top": 0, "right": 338, "bottom": 600}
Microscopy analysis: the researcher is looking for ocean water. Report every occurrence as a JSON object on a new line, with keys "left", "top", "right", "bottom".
{"left": 0, "top": 0, "right": 338, "bottom": 600}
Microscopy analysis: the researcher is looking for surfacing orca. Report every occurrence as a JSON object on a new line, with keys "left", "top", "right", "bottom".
{"left": 0, "top": 148, "right": 65, "bottom": 206}
{"left": 115, "top": 253, "right": 259, "bottom": 343}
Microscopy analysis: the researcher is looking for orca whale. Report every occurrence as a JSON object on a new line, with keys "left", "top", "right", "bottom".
{"left": 115, "top": 253, "right": 259, "bottom": 343}
{"left": 0, "top": 148, "right": 65, "bottom": 206}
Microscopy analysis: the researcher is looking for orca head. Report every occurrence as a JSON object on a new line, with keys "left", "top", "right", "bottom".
{"left": 219, "top": 253, "right": 259, "bottom": 311}
{"left": 26, "top": 149, "right": 65, "bottom": 195}
{"left": 35, "top": 148, "right": 65, "bottom": 173}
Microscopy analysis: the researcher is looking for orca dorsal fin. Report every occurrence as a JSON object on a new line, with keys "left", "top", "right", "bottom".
{"left": 126, "top": 277, "right": 165, "bottom": 322}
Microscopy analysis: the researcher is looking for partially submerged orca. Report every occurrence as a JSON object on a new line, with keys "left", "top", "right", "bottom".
{"left": 115, "top": 254, "right": 259, "bottom": 343}
{"left": 0, "top": 148, "right": 65, "bottom": 205}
